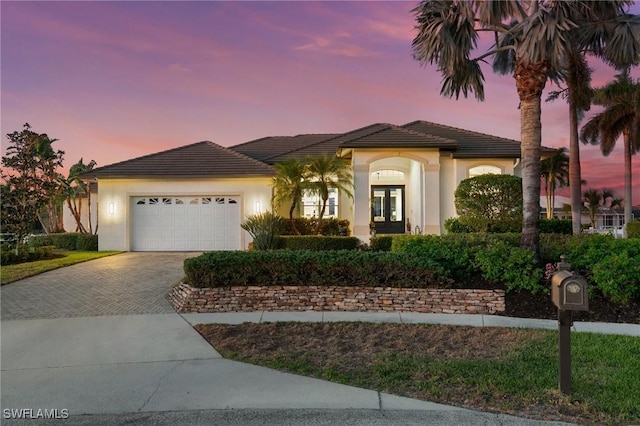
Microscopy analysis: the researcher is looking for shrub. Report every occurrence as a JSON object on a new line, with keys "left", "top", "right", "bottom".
{"left": 539, "top": 233, "right": 574, "bottom": 264}
{"left": 278, "top": 236, "right": 359, "bottom": 251}
{"left": 369, "top": 235, "right": 393, "bottom": 251}
{"left": 25, "top": 234, "right": 52, "bottom": 248}
{"left": 444, "top": 217, "right": 473, "bottom": 234}
{"left": 1, "top": 245, "right": 54, "bottom": 265}
{"left": 473, "top": 240, "right": 544, "bottom": 293}
{"left": 282, "top": 218, "right": 350, "bottom": 236}
{"left": 628, "top": 221, "right": 640, "bottom": 238}
{"left": 76, "top": 234, "right": 98, "bottom": 251}
{"left": 241, "top": 212, "right": 285, "bottom": 250}
{"left": 539, "top": 219, "right": 572, "bottom": 234}
{"left": 183, "top": 250, "right": 442, "bottom": 289}
{"left": 590, "top": 240, "right": 640, "bottom": 303}
{"left": 49, "top": 233, "right": 81, "bottom": 250}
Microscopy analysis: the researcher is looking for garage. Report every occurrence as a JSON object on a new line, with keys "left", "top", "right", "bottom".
{"left": 131, "top": 195, "right": 241, "bottom": 251}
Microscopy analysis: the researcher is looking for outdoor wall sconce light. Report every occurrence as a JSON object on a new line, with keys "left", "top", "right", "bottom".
{"left": 108, "top": 202, "right": 115, "bottom": 216}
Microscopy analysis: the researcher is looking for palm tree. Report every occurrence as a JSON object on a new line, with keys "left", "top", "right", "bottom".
{"left": 580, "top": 70, "right": 640, "bottom": 227}
{"left": 541, "top": 147, "right": 569, "bottom": 219}
{"left": 271, "top": 158, "right": 309, "bottom": 235}
{"left": 583, "top": 187, "right": 618, "bottom": 228}
{"left": 307, "top": 155, "right": 353, "bottom": 234}
{"left": 411, "top": 0, "right": 640, "bottom": 255}
{"left": 62, "top": 158, "right": 97, "bottom": 233}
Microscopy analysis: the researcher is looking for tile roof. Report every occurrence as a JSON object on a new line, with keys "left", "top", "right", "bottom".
{"left": 402, "top": 120, "right": 523, "bottom": 158}
{"left": 231, "top": 134, "right": 339, "bottom": 163}
{"left": 338, "top": 124, "right": 457, "bottom": 149}
{"left": 80, "top": 141, "right": 275, "bottom": 179}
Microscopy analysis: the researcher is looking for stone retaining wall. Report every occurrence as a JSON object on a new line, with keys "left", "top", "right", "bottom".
{"left": 168, "top": 283, "right": 505, "bottom": 314}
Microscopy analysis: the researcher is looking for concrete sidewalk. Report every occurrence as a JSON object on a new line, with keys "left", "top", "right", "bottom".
{"left": 0, "top": 312, "right": 591, "bottom": 425}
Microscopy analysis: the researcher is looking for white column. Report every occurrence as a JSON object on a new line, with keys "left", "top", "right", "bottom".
{"left": 423, "top": 164, "right": 441, "bottom": 235}
{"left": 352, "top": 163, "right": 371, "bottom": 242}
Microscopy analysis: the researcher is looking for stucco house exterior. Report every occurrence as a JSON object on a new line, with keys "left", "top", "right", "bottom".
{"left": 81, "top": 120, "right": 547, "bottom": 251}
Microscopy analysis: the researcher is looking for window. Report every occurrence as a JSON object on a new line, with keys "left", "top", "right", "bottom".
{"left": 302, "top": 189, "right": 339, "bottom": 218}
{"left": 371, "top": 169, "right": 405, "bottom": 181}
{"left": 469, "top": 165, "right": 501, "bottom": 177}
{"left": 604, "top": 216, "right": 614, "bottom": 228}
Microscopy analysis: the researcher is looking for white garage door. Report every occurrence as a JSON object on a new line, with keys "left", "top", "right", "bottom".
{"left": 131, "top": 196, "right": 241, "bottom": 251}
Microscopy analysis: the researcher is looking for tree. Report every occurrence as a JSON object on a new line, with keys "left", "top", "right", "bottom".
{"left": 583, "top": 188, "right": 621, "bottom": 228}
{"left": 62, "top": 158, "right": 97, "bottom": 234}
{"left": 540, "top": 147, "right": 569, "bottom": 219}
{"left": 271, "top": 158, "right": 309, "bottom": 235}
{"left": 307, "top": 155, "right": 353, "bottom": 234}
{"left": 1, "top": 123, "right": 64, "bottom": 246}
{"left": 580, "top": 69, "right": 640, "bottom": 227}
{"left": 454, "top": 174, "right": 523, "bottom": 233}
{"left": 411, "top": 0, "right": 640, "bottom": 255}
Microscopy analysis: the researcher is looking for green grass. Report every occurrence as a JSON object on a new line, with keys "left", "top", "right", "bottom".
{"left": 1, "top": 250, "right": 121, "bottom": 285}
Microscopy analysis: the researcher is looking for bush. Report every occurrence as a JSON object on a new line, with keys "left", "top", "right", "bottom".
{"left": 444, "top": 217, "right": 473, "bottom": 234}
{"left": 26, "top": 234, "right": 53, "bottom": 248}
{"left": 277, "top": 236, "right": 359, "bottom": 251}
{"left": 628, "top": 221, "right": 640, "bottom": 238}
{"left": 590, "top": 240, "right": 640, "bottom": 303}
{"left": 183, "top": 250, "right": 442, "bottom": 288}
{"left": 282, "top": 218, "right": 350, "bottom": 236}
{"left": 539, "top": 219, "right": 572, "bottom": 234}
{"left": 369, "top": 235, "right": 393, "bottom": 251}
{"left": 49, "top": 233, "right": 81, "bottom": 250}
{"left": 1, "top": 245, "right": 54, "bottom": 265}
{"left": 241, "top": 212, "right": 285, "bottom": 250}
{"left": 539, "top": 233, "right": 574, "bottom": 264}
{"left": 76, "top": 234, "right": 98, "bottom": 251}
{"left": 473, "top": 240, "right": 544, "bottom": 293}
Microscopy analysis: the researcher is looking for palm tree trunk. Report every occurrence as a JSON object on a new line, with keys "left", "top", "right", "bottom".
{"left": 289, "top": 201, "right": 300, "bottom": 235}
{"left": 568, "top": 96, "right": 583, "bottom": 235}
{"left": 546, "top": 177, "right": 553, "bottom": 219}
{"left": 623, "top": 131, "right": 633, "bottom": 226}
{"left": 515, "top": 60, "right": 546, "bottom": 258}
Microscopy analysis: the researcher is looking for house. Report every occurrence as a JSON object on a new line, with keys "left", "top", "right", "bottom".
{"left": 81, "top": 120, "right": 552, "bottom": 251}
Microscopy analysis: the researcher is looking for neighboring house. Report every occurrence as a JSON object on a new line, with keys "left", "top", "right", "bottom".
{"left": 80, "top": 120, "right": 554, "bottom": 251}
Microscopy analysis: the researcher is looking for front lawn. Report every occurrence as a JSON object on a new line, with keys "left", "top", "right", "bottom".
{"left": 1, "top": 250, "right": 121, "bottom": 285}
{"left": 197, "top": 322, "right": 640, "bottom": 425}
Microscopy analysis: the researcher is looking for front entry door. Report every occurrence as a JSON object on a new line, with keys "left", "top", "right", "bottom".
{"left": 371, "top": 186, "right": 405, "bottom": 234}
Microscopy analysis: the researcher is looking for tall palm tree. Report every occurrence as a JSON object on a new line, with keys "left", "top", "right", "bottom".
{"left": 580, "top": 70, "right": 640, "bottom": 227}
{"left": 583, "top": 187, "right": 617, "bottom": 228}
{"left": 62, "top": 158, "right": 97, "bottom": 233}
{"left": 541, "top": 147, "right": 569, "bottom": 219}
{"left": 412, "top": 0, "right": 640, "bottom": 255}
{"left": 307, "top": 155, "right": 353, "bottom": 234}
{"left": 271, "top": 158, "right": 309, "bottom": 235}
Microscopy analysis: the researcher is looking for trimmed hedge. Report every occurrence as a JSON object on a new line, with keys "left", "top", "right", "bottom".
{"left": 76, "top": 234, "right": 98, "bottom": 251}
{"left": 184, "top": 250, "right": 442, "bottom": 288}
{"left": 26, "top": 234, "right": 53, "bottom": 248}
{"left": 369, "top": 235, "right": 393, "bottom": 251}
{"left": 282, "top": 218, "right": 350, "bottom": 236}
{"left": 628, "top": 221, "right": 640, "bottom": 238}
{"left": 49, "top": 233, "right": 81, "bottom": 250}
{"left": 539, "top": 219, "right": 572, "bottom": 234}
{"left": 277, "top": 236, "right": 359, "bottom": 251}
{"left": 1, "top": 245, "right": 54, "bottom": 265}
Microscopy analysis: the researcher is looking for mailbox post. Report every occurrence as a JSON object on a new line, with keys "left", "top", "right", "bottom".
{"left": 551, "top": 255, "right": 588, "bottom": 395}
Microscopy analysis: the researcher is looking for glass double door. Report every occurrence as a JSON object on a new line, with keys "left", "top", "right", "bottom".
{"left": 371, "top": 185, "right": 405, "bottom": 234}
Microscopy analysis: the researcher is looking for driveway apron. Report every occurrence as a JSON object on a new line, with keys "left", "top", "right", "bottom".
{"left": 1, "top": 252, "right": 199, "bottom": 320}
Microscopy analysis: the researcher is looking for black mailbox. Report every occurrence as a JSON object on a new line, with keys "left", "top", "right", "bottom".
{"left": 551, "top": 270, "right": 588, "bottom": 311}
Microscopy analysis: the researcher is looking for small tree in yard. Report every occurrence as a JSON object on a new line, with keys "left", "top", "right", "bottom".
{"left": 1, "top": 124, "right": 64, "bottom": 246}
{"left": 62, "top": 158, "right": 97, "bottom": 234}
{"left": 454, "top": 174, "right": 523, "bottom": 233}
{"left": 307, "top": 155, "right": 353, "bottom": 234}
{"left": 271, "top": 158, "right": 309, "bottom": 235}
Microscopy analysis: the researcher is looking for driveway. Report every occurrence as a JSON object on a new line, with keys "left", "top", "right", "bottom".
{"left": 1, "top": 252, "right": 199, "bottom": 320}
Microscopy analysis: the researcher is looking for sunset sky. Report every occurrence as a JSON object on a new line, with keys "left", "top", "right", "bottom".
{"left": 1, "top": 1, "right": 638, "bottom": 204}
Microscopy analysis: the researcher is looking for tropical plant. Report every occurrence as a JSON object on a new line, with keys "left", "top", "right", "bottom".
{"left": 62, "top": 158, "right": 97, "bottom": 234}
{"left": 583, "top": 188, "right": 620, "bottom": 228}
{"left": 307, "top": 155, "right": 353, "bottom": 234}
{"left": 1, "top": 124, "right": 64, "bottom": 246}
{"left": 540, "top": 147, "right": 569, "bottom": 219}
{"left": 271, "top": 158, "right": 309, "bottom": 235}
{"left": 411, "top": 0, "right": 640, "bottom": 255}
{"left": 241, "top": 211, "right": 286, "bottom": 250}
{"left": 580, "top": 69, "right": 640, "bottom": 227}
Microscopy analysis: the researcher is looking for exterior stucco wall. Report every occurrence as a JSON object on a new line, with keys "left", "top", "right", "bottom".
{"left": 62, "top": 197, "right": 98, "bottom": 234}
{"left": 97, "top": 177, "right": 272, "bottom": 251}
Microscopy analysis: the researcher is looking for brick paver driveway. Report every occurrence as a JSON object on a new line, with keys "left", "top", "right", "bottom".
{"left": 1, "top": 252, "right": 200, "bottom": 320}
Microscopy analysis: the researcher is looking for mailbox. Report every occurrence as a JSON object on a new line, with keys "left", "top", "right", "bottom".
{"left": 551, "top": 270, "right": 588, "bottom": 311}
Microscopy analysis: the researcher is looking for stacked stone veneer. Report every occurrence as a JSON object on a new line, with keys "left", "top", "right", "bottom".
{"left": 168, "top": 283, "right": 505, "bottom": 314}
